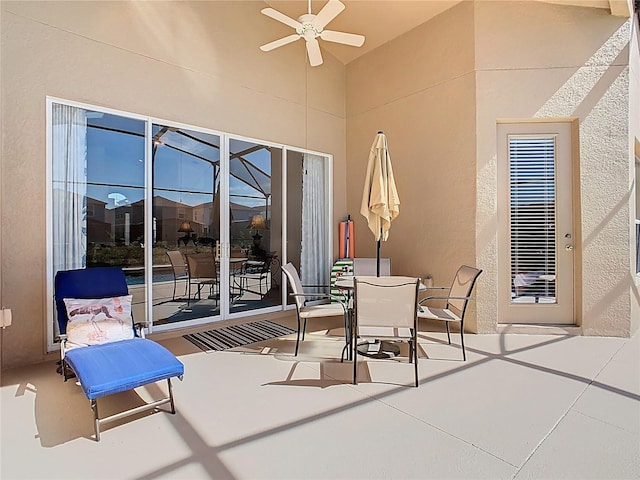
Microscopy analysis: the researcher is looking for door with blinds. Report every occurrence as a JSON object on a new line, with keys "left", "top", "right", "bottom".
{"left": 497, "top": 122, "right": 575, "bottom": 324}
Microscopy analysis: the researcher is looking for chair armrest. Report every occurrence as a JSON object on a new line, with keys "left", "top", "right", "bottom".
{"left": 134, "top": 323, "right": 146, "bottom": 338}
{"left": 290, "top": 292, "right": 332, "bottom": 299}
{"left": 290, "top": 292, "right": 346, "bottom": 309}
{"left": 56, "top": 334, "right": 68, "bottom": 356}
{"left": 422, "top": 286, "right": 449, "bottom": 290}
{"left": 419, "top": 295, "right": 473, "bottom": 305}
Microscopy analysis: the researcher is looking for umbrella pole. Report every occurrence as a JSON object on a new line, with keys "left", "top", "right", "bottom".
{"left": 376, "top": 232, "right": 381, "bottom": 277}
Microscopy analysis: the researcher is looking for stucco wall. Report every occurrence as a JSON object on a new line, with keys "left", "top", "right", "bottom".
{"left": 347, "top": 0, "right": 636, "bottom": 336}
{"left": 346, "top": 1, "right": 477, "bottom": 311}
{"left": 475, "top": 1, "right": 634, "bottom": 335}
{"left": 0, "top": 1, "right": 347, "bottom": 369}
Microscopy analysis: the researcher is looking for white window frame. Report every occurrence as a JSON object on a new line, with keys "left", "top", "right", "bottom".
{"left": 46, "top": 96, "right": 333, "bottom": 350}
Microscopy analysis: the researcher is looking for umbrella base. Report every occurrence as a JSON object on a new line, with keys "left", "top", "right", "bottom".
{"left": 357, "top": 340, "right": 400, "bottom": 359}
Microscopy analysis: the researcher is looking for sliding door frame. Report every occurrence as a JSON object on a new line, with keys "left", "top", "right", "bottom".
{"left": 46, "top": 97, "right": 334, "bottom": 349}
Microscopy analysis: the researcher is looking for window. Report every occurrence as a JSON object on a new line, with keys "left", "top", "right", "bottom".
{"left": 48, "top": 99, "right": 332, "bottom": 348}
{"left": 509, "top": 135, "right": 556, "bottom": 302}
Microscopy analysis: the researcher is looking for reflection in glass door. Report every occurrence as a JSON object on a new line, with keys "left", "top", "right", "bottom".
{"left": 228, "top": 139, "right": 282, "bottom": 315}
{"left": 49, "top": 103, "right": 147, "bottom": 342}
{"left": 151, "top": 125, "right": 221, "bottom": 327}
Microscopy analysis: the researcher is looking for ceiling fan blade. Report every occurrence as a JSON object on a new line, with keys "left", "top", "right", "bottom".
{"left": 261, "top": 8, "right": 302, "bottom": 30}
{"left": 260, "top": 34, "right": 301, "bottom": 52}
{"left": 306, "top": 38, "right": 323, "bottom": 66}
{"left": 320, "top": 30, "right": 365, "bottom": 47}
{"left": 312, "top": 0, "right": 345, "bottom": 30}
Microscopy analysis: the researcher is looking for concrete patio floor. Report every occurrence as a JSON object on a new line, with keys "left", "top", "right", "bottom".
{"left": 1, "top": 316, "right": 638, "bottom": 479}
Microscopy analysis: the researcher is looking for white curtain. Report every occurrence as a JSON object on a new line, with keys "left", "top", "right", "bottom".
{"left": 52, "top": 104, "right": 87, "bottom": 274}
{"left": 300, "top": 153, "right": 328, "bottom": 290}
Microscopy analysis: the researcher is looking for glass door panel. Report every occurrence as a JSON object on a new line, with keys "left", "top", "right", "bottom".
{"left": 51, "top": 104, "right": 147, "bottom": 338}
{"left": 228, "top": 139, "right": 282, "bottom": 314}
{"left": 509, "top": 136, "right": 557, "bottom": 303}
{"left": 151, "top": 124, "right": 221, "bottom": 326}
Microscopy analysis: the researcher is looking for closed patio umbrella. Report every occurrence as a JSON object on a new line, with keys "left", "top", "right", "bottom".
{"left": 360, "top": 131, "right": 400, "bottom": 276}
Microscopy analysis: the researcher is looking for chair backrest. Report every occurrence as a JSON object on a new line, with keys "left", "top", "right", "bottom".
{"left": 354, "top": 276, "right": 419, "bottom": 329}
{"left": 447, "top": 265, "right": 483, "bottom": 314}
{"left": 353, "top": 258, "right": 391, "bottom": 276}
{"left": 167, "top": 250, "right": 187, "bottom": 277}
{"left": 281, "top": 262, "right": 305, "bottom": 310}
{"left": 186, "top": 253, "right": 217, "bottom": 280}
{"left": 54, "top": 267, "right": 130, "bottom": 335}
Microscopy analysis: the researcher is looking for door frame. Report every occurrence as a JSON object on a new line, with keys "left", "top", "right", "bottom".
{"left": 496, "top": 118, "right": 580, "bottom": 325}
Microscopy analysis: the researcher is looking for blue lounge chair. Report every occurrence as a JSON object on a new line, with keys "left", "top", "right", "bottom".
{"left": 54, "top": 267, "right": 184, "bottom": 441}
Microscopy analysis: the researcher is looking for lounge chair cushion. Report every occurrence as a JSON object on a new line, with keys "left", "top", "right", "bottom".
{"left": 64, "top": 338, "right": 185, "bottom": 400}
{"left": 63, "top": 296, "right": 134, "bottom": 348}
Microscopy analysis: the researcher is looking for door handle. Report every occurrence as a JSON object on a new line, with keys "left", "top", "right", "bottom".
{"left": 565, "top": 244, "right": 574, "bottom": 251}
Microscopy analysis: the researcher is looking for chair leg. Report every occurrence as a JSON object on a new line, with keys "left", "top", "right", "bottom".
{"left": 168, "top": 378, "right": 176, "bottom": 414}
{"left": 340, "top": 311, "right": 352, "bottom": 362}
{"left": 413, "top": 337, "right": 418, "bottom": 387}
{"left": 445, "top": 321, "right": 451, "bottom": 344}
{"left": 408, "top": 339, "right": 413, "bottom": 363}
{"left": 294, "top": 315, "right": 301, "bottom": 356}
{"left": 353, "top": 336, "right": 358, "bottom": 385}
{"left": 460, "top": 325, "right": 466, "bottom": 361}
{"left": 301, "top": 318, "right": 307, "bottom": 341}
{"left": 91, "top": 399, "right": 101, "bottom": 442}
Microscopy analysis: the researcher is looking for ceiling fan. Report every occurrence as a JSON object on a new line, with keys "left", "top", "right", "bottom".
{"left": 259, "top": 0, "right": 365, "bottom": 67}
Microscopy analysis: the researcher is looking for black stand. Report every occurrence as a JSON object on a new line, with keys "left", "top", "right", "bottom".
{"left": 357, "top": 340, "right": 400, "bottom": 358}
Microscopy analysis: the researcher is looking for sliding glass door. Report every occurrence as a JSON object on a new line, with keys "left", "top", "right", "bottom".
{"left": 49, "top": 104, "right": 147, "bottom": 340}
{"left": 150, "top": 124, "right": 221, "bottom": 327}
{"left": 48, "top": 99, "right": 332, "bottom": 348}
{"left": 227, "top": 138, "right": 283, "bottom": 315}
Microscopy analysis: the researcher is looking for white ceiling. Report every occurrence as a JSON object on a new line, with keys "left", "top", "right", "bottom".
{"left": 263, "top": 0, "right": 613, "bottom": 64}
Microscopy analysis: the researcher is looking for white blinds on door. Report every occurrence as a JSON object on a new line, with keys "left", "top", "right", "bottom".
{"left": 509, "top": 136, "right": 557, "bottom": 303}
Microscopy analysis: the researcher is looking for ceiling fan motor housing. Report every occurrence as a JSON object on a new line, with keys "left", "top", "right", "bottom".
{"left": 297, "top": 14, "right": 320, "bottom": 40}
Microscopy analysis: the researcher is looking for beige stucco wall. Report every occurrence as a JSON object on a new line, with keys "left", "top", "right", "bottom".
{"left": 347, "top": 0, "right": 637, "bottom": 336}
{"left": 346, "top": 2, "right": 478, "bottom": 309}
{"left": 0, "top": 1, "right": 347, "bottom": 369}
{"left": 475, "top": 1, "right": 635, "bottom": 336}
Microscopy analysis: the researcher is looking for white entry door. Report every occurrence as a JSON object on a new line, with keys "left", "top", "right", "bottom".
{"left": 497, "top": 121, "right": 575, "bottom": 324}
